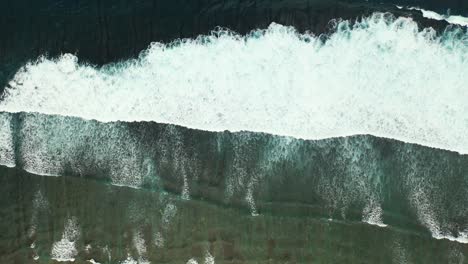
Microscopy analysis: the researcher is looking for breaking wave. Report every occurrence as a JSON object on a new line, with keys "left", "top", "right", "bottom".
{"left": 1, "top": 13, "right": 468, "bottom": 153}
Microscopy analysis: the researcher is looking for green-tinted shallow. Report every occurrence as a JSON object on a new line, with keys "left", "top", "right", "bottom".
{"left": 0, "top": 167, "right": 466, "bottom": 264}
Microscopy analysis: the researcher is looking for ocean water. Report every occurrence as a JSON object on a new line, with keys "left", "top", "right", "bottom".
{"left": 0, "top": 167, "right": 467, "bottom": 263}
{"left": 1, "top": 0, "right": 468, "bottom": 263}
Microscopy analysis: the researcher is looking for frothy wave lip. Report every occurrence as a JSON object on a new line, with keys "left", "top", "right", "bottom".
{"left": 397, "top": 6, "right": 468, "bottom": 26}
{"left": 363, "top": 220, "right": 388, "bottom": 228}
{"left": 1, "top": 13, "right": 468, "bottom": 154}
{"left": 433, "top": 233, "right": 468, "bottom": 244}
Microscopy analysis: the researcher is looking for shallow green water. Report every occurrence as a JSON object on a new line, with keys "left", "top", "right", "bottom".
{"left": 0, "top": 167, "right": 466, "bottom": 263}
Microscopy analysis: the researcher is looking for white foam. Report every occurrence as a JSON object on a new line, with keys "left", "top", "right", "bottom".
{"left": 419, "top": 9, "right": 445, "bottom": 21}
{"left": 1, "top": 14, "right": 468, "bottom": 153}
{"left": 161, "top": 203, "right": 177, "bottom": 230}
{"left": 102, "top": 246, "right": 111, "bottom": 263}
{"left": 446, "top": 16, "right": 468, "bottom": 27}
{"left": 362, "top": 200, "right": 387, "bottom": 227}
{"left": 433, "top": 231, "right": 468, "bottom": 244}
{"left": 4, "top": 113, "right": 149, "bottom": 187}
{"left": 204, "top": 251, "right": 215, "bottom": 264}
{"left": 132, "top": 230, "right": 147, "bottom": 258}
{"left": 120, "top": 256, "right": 138, "bottom": 264}
{"left": 85, "top": 244, "right": 92, "bottom": 252}
{"left": 153, "top": 232, "right": 164, "bottom": 248}
{"left": 407, "top": 7, "right": 468, "bottom": 26}
{"left": 51, "top": 217, "right": 80, "bottom": 262}
{"left": 411, "top": 189, "right": 468, "bottom": 244}
{"left": 51, "top": 239, "right": 77, "bottom": 262}
{"left": 187, "top": 259, "right": 199, "bottom": 264}
{"left": 0, "top": 114, "right": 15, "bottom": 167}
{"left": 28, "top": 189, "right": 49, "bottom": 260}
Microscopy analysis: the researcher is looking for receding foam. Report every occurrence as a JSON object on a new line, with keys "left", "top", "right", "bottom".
{"left": 0, "top": 114, "right": 15, "bottom": 167}
{"left": 1, "top": 13, "right": 468, "bottom": 153}
{"left": 51, "top": 217, "right": 80, "bottom": 262}
{"left": 362, "top": 200, "right": 387, "bottom": 228}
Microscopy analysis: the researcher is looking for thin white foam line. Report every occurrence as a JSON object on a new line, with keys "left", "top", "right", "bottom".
{"left": 433, "top": 234, "right": 468, "bottom": 244}
{"left": 399, "top": 5, "right": 468, "bottom": 26}
{"left": 111, "top": 183, "right": 143, "bottom": 190}
{"left": 361, "top": 219, "right": 467, "bottom": 245}
{"left": 2, "top": 163, "right": 146, "bottom": 190}
{"left": 363, "top": 220, "right": 468, "bottom": 244}
{"left": 363, "top": 220, "right": 388, "bottom": 228}
{"left": 0, "top": 162, "right": 15, "bottom": 168}
{"left": 23, "top": 167, "right": 61, "bottom": 177}
{"left": 51, "top": 257, "right": 76, "bottom": 262}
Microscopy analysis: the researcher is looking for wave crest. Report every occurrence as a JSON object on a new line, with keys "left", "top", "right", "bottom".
{"left": 1, "top": 13, "right": 468, "bottom": 154}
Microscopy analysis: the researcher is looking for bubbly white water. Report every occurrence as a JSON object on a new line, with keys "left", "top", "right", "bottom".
{"left": 204, "top": 251, "right": 215, "bottom": 264}
{"left": 186, "top": 251, "right": 215, "bottom": 264}
{"left": 0, "top": 114, "right": 15, "bottom": 167}
{"left": 1, "top": 113, "right": 153, "bottom": 187}
{"left": 51, "top": 217, "right": 80, "bottom": 262}
{"left": 120, "top": 256, "right": 139, "bottom": 264}
{"left": 362, "top": 200, "right": 387, "bottom": 227}
{"left": 187, "top": 259, "right": 199, "bottom": 264}
{"left": 28, "top": 189, "right": 49, "bottom": 262}
{"left": 1, "top": 13, "right": 468, "bottom": 153}
{"left": 132, "top": 230, "right": 149, "bottom": 263}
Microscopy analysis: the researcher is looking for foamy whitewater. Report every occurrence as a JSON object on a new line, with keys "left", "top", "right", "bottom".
{"left": 1, "top": 13, "right": 468, "bottom": 153}
{"left": 51, "top": 217, "right": 80, "bottom": 262}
